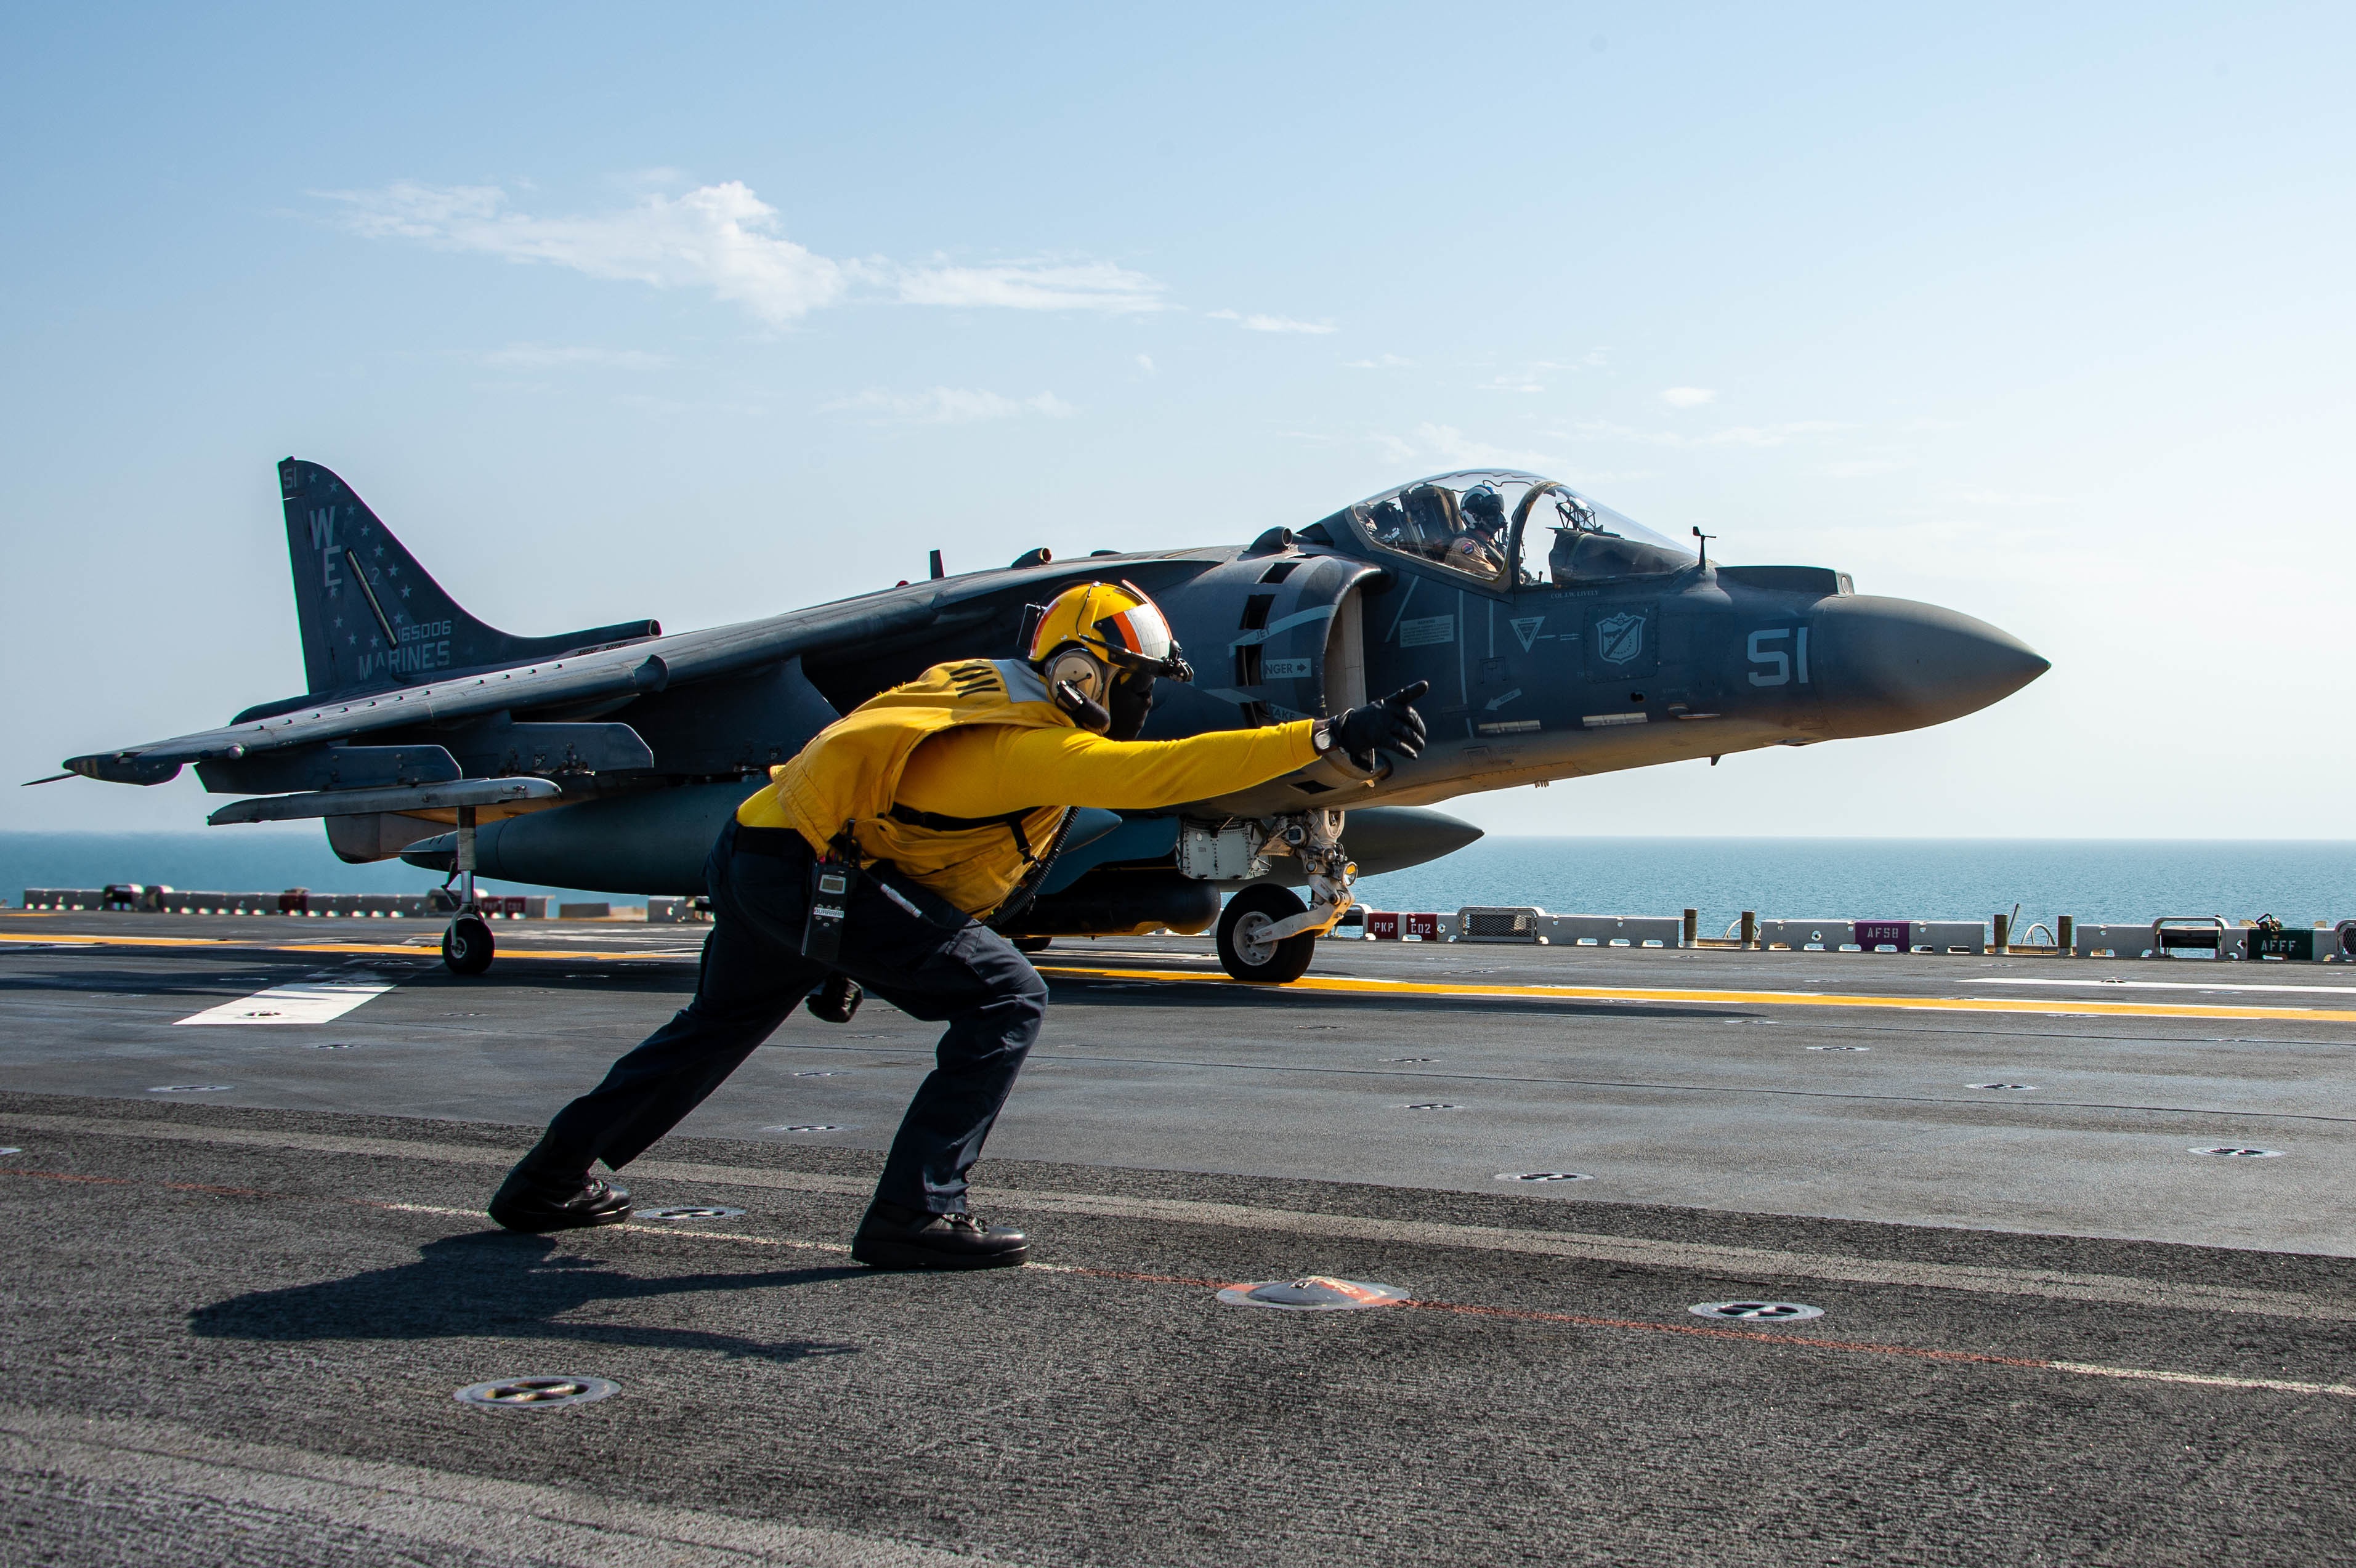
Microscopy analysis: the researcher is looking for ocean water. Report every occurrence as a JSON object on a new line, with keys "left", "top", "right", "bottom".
{"left": 4, "top": 830, "right": 2349, "bottom": 934}
{"left": 0, "top": 831, "right": 592, "bottom": 905}
{"left": 1353, "top": 837, "right": 2356, "bottom": 935}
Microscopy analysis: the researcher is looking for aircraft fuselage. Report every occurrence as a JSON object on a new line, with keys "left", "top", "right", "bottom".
{"left": 62, "top": 462, "right": 2047, "bottom": 964}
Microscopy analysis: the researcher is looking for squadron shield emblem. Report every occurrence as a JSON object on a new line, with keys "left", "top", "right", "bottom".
{"left": 1594, "top": 612, "right": 1645, "bottom": 667}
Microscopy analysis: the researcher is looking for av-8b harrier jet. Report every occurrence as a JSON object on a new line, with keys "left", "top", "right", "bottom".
{"left": 54, "top": 459, "right": 2046, "bottom": 981}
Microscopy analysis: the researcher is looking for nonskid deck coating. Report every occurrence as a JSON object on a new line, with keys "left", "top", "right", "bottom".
{"left": 1, "top": 1092, "right": 2353, "bottom": 1567}
{"left": 3, "top": 914, "right": 2355, "bottom": 1563}
{"left": 2, "top": 910, "right": 2350, "bottom": 1255}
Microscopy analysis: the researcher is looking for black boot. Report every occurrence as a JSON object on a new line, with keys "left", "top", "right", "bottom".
{"left": 851, "top": 1198, "right": 1029, "bottom": 1270}
{"left": 488, "top": 1163, "right": 634, "bottom": 1233}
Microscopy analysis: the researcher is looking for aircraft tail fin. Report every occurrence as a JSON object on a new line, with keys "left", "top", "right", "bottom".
{"left": 276, "top": 458, "right": 660, "bottom": 697}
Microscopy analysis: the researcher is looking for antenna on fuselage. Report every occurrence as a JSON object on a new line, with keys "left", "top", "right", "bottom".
{"left": 1691, "top": 527, "right": 1715, "bottom": 569}
{"left": 929, "top": 549, "right": 945, "bottom": 580}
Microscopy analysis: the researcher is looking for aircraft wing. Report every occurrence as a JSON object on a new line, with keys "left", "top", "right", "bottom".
{"left": 62, "top": 584, "right": 996, "bottom": 787}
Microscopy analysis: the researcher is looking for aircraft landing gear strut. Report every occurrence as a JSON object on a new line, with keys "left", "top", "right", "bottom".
{"left": 440, "top": 804, "right": 495, "bottom": 976}
{"left": 1211, "top": 810, "right": 1356, "bottom": 984}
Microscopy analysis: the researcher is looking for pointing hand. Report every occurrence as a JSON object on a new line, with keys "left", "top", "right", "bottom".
{"left": 1332, "top": 680, "right": 1430, "bottom": 764}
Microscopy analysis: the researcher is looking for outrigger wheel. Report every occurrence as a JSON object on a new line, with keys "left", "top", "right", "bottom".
{"left": 439, "top": 803, "right": 496, "bottom": 976}
{"left": 442, "top": 913, "right": 495, "bottom": 976}
{"left": 1216, "top": 884, "right": 1318, "bottom": 984}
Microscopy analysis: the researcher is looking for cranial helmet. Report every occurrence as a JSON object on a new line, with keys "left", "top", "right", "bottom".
{"left": 1461, "top": 485, "right": 1507, "bottom": 531}
{"left": 1024, "top": 581, "right": 1194, "bottom": 702}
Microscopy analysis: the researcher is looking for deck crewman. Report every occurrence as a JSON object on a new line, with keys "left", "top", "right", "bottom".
{"left": 488, "top": 580, "right": 1428, "bottom": 1268}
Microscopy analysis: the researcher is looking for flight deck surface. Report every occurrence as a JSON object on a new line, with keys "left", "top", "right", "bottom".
{"left": 2, "top": 911, "right": 2351, "bottom": 1563}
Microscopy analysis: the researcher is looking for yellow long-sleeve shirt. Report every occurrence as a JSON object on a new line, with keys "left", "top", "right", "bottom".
{"left": 894, "top": 720, "right": 1319, "bottom": 818}
{"left": 735, "top": 663, "right": 1324, "bottom": 915}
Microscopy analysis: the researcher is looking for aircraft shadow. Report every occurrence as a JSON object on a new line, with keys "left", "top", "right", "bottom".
{"left": 1042, "top": 972, "right": 1754, "bottom": 1023}
{"left": 189, "top": 1232, "right": 864, "bottom": 1365}
{"left": 0, "top": 962, "right": 690, "bottom": 1002}
{"left": 407, "top": 967, "right": 699, "bottom": 998}
{"left": 0, "top": 968, "right": 323, "bottom": 1000}
{"left": 0, "top": 960, "right": 1752, "bottom": 1021}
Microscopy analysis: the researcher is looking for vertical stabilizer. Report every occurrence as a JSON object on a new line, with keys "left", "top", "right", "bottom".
{"left": 277, "top": 458, "right": 659, "bottom": 697}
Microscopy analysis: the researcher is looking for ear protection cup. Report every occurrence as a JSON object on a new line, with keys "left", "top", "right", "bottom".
{"left": 1045, "top": 647, "right": 1106, "bottom": 703}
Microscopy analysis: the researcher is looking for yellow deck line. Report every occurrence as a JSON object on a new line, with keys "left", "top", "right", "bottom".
{"left": 0, "top": 930, "right": 665, "bottom": 963}
{"left": 1035, "top": 963, "right": 2356, "bottom": 1024}
{"left": 9, "top": 926, "right": 2355, "bottom": 1020}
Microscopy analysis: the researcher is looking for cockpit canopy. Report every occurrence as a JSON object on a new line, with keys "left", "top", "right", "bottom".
{"left": 1335, "top": 470, "right": 1696, "bottom": 588}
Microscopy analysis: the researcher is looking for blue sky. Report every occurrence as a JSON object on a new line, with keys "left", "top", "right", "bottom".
{"left": 4, "top": 3, "right": 2350, "bottom": 838}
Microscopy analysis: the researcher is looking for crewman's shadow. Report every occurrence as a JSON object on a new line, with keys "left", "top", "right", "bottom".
{"left": 191, "top": 1233, "right": 864, "bottom": 1366}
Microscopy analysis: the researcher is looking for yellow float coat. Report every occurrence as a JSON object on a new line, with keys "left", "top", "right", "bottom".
{"left": 737, "top": 658, "right": 1318, "bottom": 916}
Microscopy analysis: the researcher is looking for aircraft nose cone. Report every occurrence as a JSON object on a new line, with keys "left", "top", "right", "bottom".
{"left": 1812, "top": 595, "right": 2049, "bottom": 738}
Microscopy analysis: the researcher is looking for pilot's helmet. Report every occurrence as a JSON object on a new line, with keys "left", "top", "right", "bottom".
{"left": 1460, "top": 485, "right": 1507, "bottom": 532}
{"left": 1025, "top": 580, "right": 1194, "bottom": 685}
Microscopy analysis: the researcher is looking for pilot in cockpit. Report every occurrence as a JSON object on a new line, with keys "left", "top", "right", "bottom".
{"left": 1445, "top": 485, "right": 1509, "bottom": 580}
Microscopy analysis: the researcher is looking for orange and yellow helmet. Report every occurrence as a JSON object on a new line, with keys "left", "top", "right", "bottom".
{"left": 1024, "top": 580, "right": 1193, "bottom": 682}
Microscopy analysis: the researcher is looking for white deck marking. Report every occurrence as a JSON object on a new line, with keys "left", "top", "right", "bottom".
{"left": 2044, "top": 1362, "right": 2356, "bottom": 1396}
{"left": 173, "top": 971, "right": 400, "bottom": 1026}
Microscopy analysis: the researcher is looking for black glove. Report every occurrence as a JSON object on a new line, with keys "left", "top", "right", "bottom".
{"left": 1331, "top": 680, "right": 1430, "bottom": 764}
{"left": 806, "top": 972, "right": 863, "bottom": 1024}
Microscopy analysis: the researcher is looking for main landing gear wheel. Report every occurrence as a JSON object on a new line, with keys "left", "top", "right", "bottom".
{"left": 1216, "top": 884, "right": 1318, "bottom": 984}
{"left": 442, "top": 914, "right": 495, "bottom": 976}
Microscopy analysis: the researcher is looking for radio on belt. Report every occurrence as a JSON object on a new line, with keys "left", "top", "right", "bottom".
{"left": 803, "top": 858, "right": 860, "bottom": 964}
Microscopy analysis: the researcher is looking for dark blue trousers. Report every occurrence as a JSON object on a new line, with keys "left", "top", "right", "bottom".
{"left": 524, "top": 819, "right": 1048, "bottom": 1214}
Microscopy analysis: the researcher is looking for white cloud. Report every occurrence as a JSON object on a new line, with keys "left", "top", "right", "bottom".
{"left": 1285, "top": 424, "right": 1664, "bottom": 490}
{"left": 1278, "top": 428, "right": 1419, "bottom": 464}
{"left": 1661, "top": 386, "right": 1717, "bottom": 408}
{"left": 1944, "top": 488, "right": 2066, "bottom": 506}
{"left": 1343, "top": 354, "right": 1414, "bottom": 370}
{"left": 1208, "top": 309, "right": 1337, "bottom": 334}
{"left": 1569, "top": 418, "right": 1848, "bottom": 448}
{"left": 897, "top": 260, "right": 1165, "bottom": 313}
{"left": 479, "top": 343, "right": 671, "bottom": 370}
{"left": 1409, "top": 422, "right": 1565, "bottom": 472}
{"left": 322, "top": 179, "right": 1166, "bottom": 325}
{"left": 1554, "top": 469, "right": 1658, "bottom": 484}
{"left": 325, "top": 180, "right": 848, "bottom": 325}
{"left": 1282, "top": 422, "right": 1566, "bottom": 472}
{"left": 1480, "top": 354, "right": 1608, "bottom": 393}
{"left": 1821, "top": 458, "right": 1906, "bottom": 479}
{"left": 1135, "top": 354, "right": 1156, "bottom": 374}
{"left": 821, "top": 387, "right": 1077, "bottom": 424}
{"left": 1709, "top": 422, "right": 1848, "bottom": 445}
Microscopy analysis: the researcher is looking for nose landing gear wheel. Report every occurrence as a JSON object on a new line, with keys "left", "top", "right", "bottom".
{"left": 442, "top": 914, "right": 495, "bottom": 976}
{"left": 1216, "top": 884, "right": 1318, "bottom": 984}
